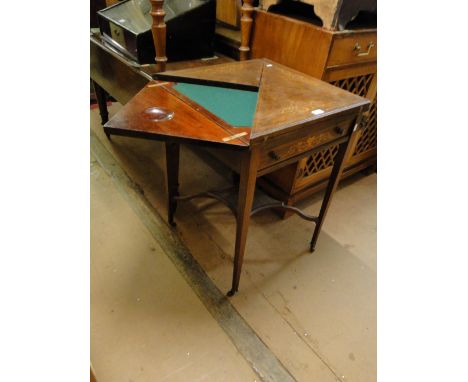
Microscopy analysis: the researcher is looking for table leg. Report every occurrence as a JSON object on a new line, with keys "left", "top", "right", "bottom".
{"left": 92, "top": 80, "right": 110, "bottom": 139}
{"left": 310, "top": 136, "right": 354, "bottom": 252}
{"left": 228, "top": 149, "right": 259, "bottom": 296}
{"left": 165, "top": 141, "right": 180, "bottom": 227}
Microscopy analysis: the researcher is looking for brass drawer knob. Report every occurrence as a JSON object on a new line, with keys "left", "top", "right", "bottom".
{"left": 269, "top": 151, "right": 281, "bottom": 161}
{"left": 353, "top": 41, "right": 375, "bottom": 57}
{"left": 361, "top": 114, "right": 370, "bottom": 127}
{"left": 334, "top": 126, "right": 345, "bottom": 135}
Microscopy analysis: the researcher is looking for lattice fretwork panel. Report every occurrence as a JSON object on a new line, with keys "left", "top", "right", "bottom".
{"left": 298, "top": 145, "right": 339, "bottom": 179}
{"left": 296, "top": 74, "right": 376, "bottom": 180}
{"left": 330, "top": 73, "right": 374, "bottom": 97}
{"left": 354, "top": 98, "right": 377, "bottom": 155}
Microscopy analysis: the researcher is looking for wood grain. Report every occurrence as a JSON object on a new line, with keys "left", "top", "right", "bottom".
{"left": 157, "top": 59, "right": 265, "bottom": 90}
{"left": 251, "top": 10, "right": 332, "bottom": 78}
{"left": 103, "top": 82, "right": 249, "bottom": 148}
{"left": 104, "top": 0, "right": 119, "bottom": 6}
{"left": 229, "top": 148, "right": 260, "bottom": 295}
{"left": 90, "top": 37, "right": 150, "bottom": 105}
{"left": 239, "top": 0, "right": 255, "bottom": 60}
{"left": 251, "top": 61, "right": 367, "bottom": 140}
{"left": 157, "top": 59, "right": 368, "bottom": 145}
{"left": 327, "top": 32, "right": 377, "bottom": 67}
{"left": 150, "top": 0, "right": 167, "bottom": 72}
{"left": 217, "top": 0, "right": 241, "bottom": 27}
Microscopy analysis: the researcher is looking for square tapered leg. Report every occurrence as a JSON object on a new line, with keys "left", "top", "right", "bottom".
{"left": 165, "top": 141, "right": 180, "bottom": 227}
{"left": 228, "top": 148, "right": 259, "bottom": 296}
{"left": 92, "top": 80, "right": 109, "bottom": 139}
{"left": 310, "top": 125, "right": 357, "bottom": 252}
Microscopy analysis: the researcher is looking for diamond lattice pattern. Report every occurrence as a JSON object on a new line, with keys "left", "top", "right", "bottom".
{"left": 300, "top": 146, "right": 339, "bottom": 178}
{"left": 330, "top": 74, "right": 374, "bottom": 97}
{"left": 354, "top": 98, "right": 377, "bottom": 155}
{"left": 297, "top": 73, "right": 376, "bottom": 180}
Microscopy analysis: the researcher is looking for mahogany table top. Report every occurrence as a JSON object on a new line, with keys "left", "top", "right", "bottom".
{"left": 104, "top": 59, "right": 369, "bottom": 148}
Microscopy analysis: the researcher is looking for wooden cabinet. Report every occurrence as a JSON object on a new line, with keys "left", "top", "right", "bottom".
{"left": 249, "top": 10, "right": 377, "bottom": 212}
{"left": 259, "top": 0, "right": 376, "bottom": 31}
{"left": 217, "top": 0, "right": 242, "bottom": 27}
{"left": 327, "top": 32, "right": 377, "bottom": 66}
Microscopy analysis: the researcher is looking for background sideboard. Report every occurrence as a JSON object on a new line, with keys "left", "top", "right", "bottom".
{"left": 249, "top": 10, "right": 377, "bottom": 214}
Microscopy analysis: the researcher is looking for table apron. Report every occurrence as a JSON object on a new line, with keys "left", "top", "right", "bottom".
{"left": 257, "top": 135, "right": 349, "bottom": 177}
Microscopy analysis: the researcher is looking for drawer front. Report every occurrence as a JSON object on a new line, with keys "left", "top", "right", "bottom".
{"left": 327, "top": 33, "right": 377, "bottom": 67}
{"left": 259, "top": 119, "right": 353, "bottom": 170}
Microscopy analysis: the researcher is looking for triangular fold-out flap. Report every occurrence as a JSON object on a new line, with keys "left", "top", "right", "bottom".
{"left": 104, "top": 82, "right": 249, "bottom": 147}
{"left": 155, "top": 59, "right": 266, "bottom": 90}
{"left": 252, "top": 63, "right": 370, "bottom": 139}
{"left": 169, "top": 82, "right": 259, "bottom": 129}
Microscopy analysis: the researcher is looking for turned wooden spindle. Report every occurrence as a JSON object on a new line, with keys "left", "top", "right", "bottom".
{"left": 150, "top": 0, "right": 167, "bottom": 72}
{"left": 239, "top": 0, "right": 254, "bottom": 61}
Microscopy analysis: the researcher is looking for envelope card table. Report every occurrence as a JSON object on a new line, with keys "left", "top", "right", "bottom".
{"left": 103, "top": 59, "right": 370, "bottom": 295}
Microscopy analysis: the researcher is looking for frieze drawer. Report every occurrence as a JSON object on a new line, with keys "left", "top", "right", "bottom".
{"left": 327, "top": 32, "right": 377, "bottom": 67}
{"left": 259, "top": 120, "right": 353, "bottom": 170}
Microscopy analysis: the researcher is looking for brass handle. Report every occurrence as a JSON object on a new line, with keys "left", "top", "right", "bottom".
{"left": 334, "top": 126, "right": 345, "bottom": 135}
{"left": 353, "top": 41, "right": 375, "bottom": 57}
{"left": 359, "top": 113, "right": 369, "bottom": 129}
{"left": 354, "top": 114, "right": 369, "bottom": 131}
{"left": 269, "top": 151, "right": 281, "bottom": 161}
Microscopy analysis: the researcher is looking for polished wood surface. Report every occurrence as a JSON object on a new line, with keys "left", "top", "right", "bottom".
{"left": 257, "top": 118, "right": 352, "bottom": 170}
{"left": 156, "top": 59, "right": 367, "bottom": 143}
{"left": 90, "top": 35, "right": 151, "bottom": 106}
{"left": 251, "top": 10, "right": 376, "bottom": 76}
{"left": 150, "top": 0, "right": 167, "bottom": 72}
{"left": 104, "top": 0, "right": 118, "bottom": 6}
{"left": 163, "top": 83, "right": 253, "bottom": 140}
{"left": 327, "top": 32, "right": 377, "bottom": 67}
{"left": 103, "top": 82, "right": 249, "bottom": 148}
{"left": 251, "top": 11, "right": 332, "bottom": 78}
{"left": 217, "top": 0, "right": 241, "bottom": 27}
{"left": 229, "top": 148, "right": 260, "bottom": 295}
{"left": 251, "top": 61, "right": 367, "bottom": 140}
{"left": 157, "top": 59, "right": 265, "bottom": 90}
{"left": 103, "top": 59, "right": 369, "bottom": 294}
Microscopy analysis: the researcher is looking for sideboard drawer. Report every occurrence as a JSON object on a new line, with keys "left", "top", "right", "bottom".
{"left": 259, "top": 119, "right": 353, "bottom": 170}
{"left": 327, "top": 33, "right": 377, "bottom": 67}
